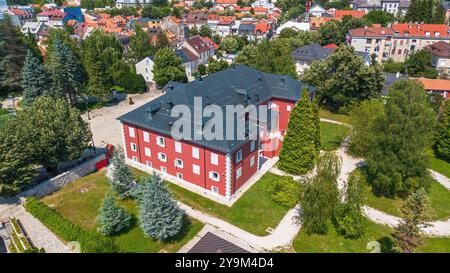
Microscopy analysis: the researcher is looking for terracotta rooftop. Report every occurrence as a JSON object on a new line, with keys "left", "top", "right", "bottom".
{"left": 392, "top": 23, "right": 450, "bottom": 38}
{"left": 416, "top": 78, "right": 450, "bottom": 92}
{"left": 215, "top": 0, "right": 238, "bottom": 4}
{"left": 334, "top": 10, "right": 366, "bottom": 20}
{"left": 426, "top": 41, "right": 450, "bottom": 58}
{"left": 349, "top": 26, "right": 394, "bottom": 37}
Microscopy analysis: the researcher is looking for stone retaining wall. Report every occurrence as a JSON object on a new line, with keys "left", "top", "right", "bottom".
{"left": 18, "top": 154, "right": 106, "bottom": 199}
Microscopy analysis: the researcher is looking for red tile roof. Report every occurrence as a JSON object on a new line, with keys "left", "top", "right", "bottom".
{"left": 334, "top": 10, "right": 366, "bottom": 20}
{"left": 349, "top": 26, "right": 394, "bottom": 37}
{"left": 323, "top": 43, "right": 338, "bottom": 49}
{"left": 416, "top": 78, "right": 450, "bottom": 92}
{"left": 255, "top": 21, "right": 271, "bottom": 34}
{"left": 186, "top": 35, "right": 214, "bottom": 54}
{"left": 392, "top": 23, "right": 450, "bottom": 38}
{"left": 202, "top": 36, "right": 219, "bottom": 50}
{"left": 426, "top": 41, "right": 450, "bottom": 58}
{"left": 216, "top": 0, "right": 238, "bottom": 4}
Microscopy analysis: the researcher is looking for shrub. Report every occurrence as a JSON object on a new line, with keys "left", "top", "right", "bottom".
{"left": 118, "top": 73, "right": 147, "bottom": 94}
{"left": 266, "top": 176, "right": 300, "bottom": 207}
{"left": 24, "top": 197, "right": 118, "bottom": 253}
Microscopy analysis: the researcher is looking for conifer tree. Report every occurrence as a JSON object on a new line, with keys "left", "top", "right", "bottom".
{"left": 97, "top": 194, "right": 132, "bottom": 236}
{"left": 279, "top": 89, "right": 320, "bottom": 175}
{"left": 108, "top": 149, "right": 135, "bottom": 199}
{"left": 435, "top": 100, "right": 450, "bottom": 160}
{"left": 21, "top": 50, "right": 50, "bottom": 106}
{"left": 138, "top": 174, "right": 184, "bottom": 241}
{"left": 393, "top": 188, "right": 430, "bottom": 253}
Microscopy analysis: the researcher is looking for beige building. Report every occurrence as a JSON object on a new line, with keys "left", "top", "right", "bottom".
{"left": 349, "top": 23, "right": 450, "bottom": 63}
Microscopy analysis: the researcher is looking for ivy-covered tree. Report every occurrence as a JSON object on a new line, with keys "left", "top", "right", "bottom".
{"left": 333, "top": 169, "right": 366, "bottom": 238}
{"left": 152, "top": 47, "right": 187, "bottom": 87}
{"left": 97, "top": 194, "right": 132, "bottom": 236}
{"left": 138, "top": 174, "right": 184, "bottom": 240}
{"left": 302, "top": 45, "right": 384, "bottom": 112}
{"left": 21, "top": 50, "right": 50, "bottom": 106}
{"left": 393, "top": 188, "right": 430, "bottom": 253}
{"left": 435, "top": 100, "right": 450, "bottom": 160}
{"left": 367, "top": 80, "right": 435, "bottom": 197}
{"left": 298, "top": 152, "right": 341, "bottom": 234}
{"left": 82, "top": 30, "right": 123, "bottom": 100}
{"left": 278, "top": 89, "right": 320, "bottom": 175}
{"left": 108, "top": 149, "right": 135, "bottom": 199}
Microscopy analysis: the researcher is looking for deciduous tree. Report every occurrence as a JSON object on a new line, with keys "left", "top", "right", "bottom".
{"left": 152, "top": 47, "right": 187, "bottom": 87}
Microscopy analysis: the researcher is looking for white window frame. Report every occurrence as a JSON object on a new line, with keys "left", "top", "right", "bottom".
{"left": 131, "top": 142, "right": 137, "bottom": 152}
{"left": 250, "top": 156, "right": 255, "bottom": 167}
{"left": 236, "top": 167, "right": 242, "bottom": 179}
{"left": 236, "top": 150, "right": 242, "bottom": 163}
{"left": 192, "top": 164, "right": 200, "bottom": 175}
{"left": 192, "top": 147, "right": 200, "bottom": 159}
{"left": 144, "top": 147, "right": 151, "bottom": 157}
{"left": 287, "top": 105, "right": 292, "bottom": 111}
{"left": 176, "top": 172, "right": 183, "bottom": 180}
{"left": 175, "top": 158, "right": 184, "bottom": 168}
{"left": 210, "top": 153, "right": 218, "bottom": 165}
{"left": 175, "top": 141, "right": 182, "bottom": 153}
{"left": 129, "top": 127, "right": 135, "bottom": 138}
{"left": 209, "top": 171, "right": 220, "bottom": 181}
{"left": 156, "top": 136, "right": 165, "bottom": 147}
{"left": 158, "top": 152, "right": 167, "bottom": 162}
{"left": 250, "top": 140, "right": 256, "bottom": 152}
{"left": 143, "top": 132, "right": 150, "bottom": 143}
{"left": 161, "top": 166, "right": 167, "bottom": 173}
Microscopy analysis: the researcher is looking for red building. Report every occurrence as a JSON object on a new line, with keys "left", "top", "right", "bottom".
{"left": 118, "top": 65, "right": 314, "bottom": 201}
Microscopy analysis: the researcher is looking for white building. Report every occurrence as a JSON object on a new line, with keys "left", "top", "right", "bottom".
{"left": 135, "top": 56, "right": 155, "bottom": 83}
{"left": 309, "top": 4, "right": 327, "bottom": 17}
{"left": 21, "top": 22, "right": 46, "bottom": 38}
{"left": 115, "top": 0, "right": 152, "bottom": 8}
{"left": 276, "top": 20, "right": 310, "bottom": 35}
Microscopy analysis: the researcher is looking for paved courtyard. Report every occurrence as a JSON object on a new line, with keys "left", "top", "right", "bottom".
{"left": 83, "top": 90, "right": 163, "bottom": 149}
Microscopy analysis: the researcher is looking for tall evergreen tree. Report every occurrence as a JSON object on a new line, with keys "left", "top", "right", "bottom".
{"left": 108, "top": 149, "right": 135, "bottom": 199}
{"left": 97, "top": 194, "right": 132, "bottom": 236}
{"left": 435, "top": 100, "right": 450, "bottom": 160}
{"left": 393, "top": 188, "right": 430, "bottom": 253}
{"left": 138, "top": 174, "right": 184, "bottom": 241}
{"left": 0, "top": 14, "right": 27, "bottom": 95}
{"left": 298, "top": 152, "right": 341, "bottom": 234}
{"left": 279, "top": 89, "right": 320, "bottom": 175}
{"left": 21, "top": 50, "right": 50, "bottom": 106}
{"left": 367, "top": 80, "right": 435, "bottom": 197}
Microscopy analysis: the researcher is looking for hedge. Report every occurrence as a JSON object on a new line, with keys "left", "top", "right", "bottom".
{"left": 24, "top": 197, "right": 118, "bottom": 253}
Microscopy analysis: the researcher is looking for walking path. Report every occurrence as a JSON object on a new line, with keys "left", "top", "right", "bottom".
{"left": 320, "top": 118, "right": 450, "bottom": 236}
{"left": 179, "top": 202, "right": 301, "bottom": 251}
{"left": 0, "top": 199, "right": 71, "bottom": 253}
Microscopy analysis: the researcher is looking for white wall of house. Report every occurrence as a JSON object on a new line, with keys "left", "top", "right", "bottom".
{"left": 135, "top": 57, "right": 154, "bottom": 83}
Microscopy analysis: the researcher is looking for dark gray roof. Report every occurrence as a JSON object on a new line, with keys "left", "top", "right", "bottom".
{"left": 118, "top": 64, "right": 314, "bottom": 153}
{"left": 188, "top": 232, "right": 250, "bottom": 253}
{"left": 291, "top": 43, "right": 334, "bottom": 62}
{"left": 355, "top": 51, "right": 372, "bottom": 62}
{"left": 382, "top": 72, "right": 409, "bottom": 95}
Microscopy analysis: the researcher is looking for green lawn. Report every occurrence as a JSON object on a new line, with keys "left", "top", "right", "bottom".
{"left": 319, "top": 108, "right": 349, "bottom": 124}
{"left": 167, "top": 173, "right": 292, "bottom": 236}
{"left": 42, "top": 169, "right": 203, "bottom": 253}
{"left": 293, "top": 219, "right": 450, "bottom": 253}
{"left": 427, "top": 148, "right": 450, "bottom": 178}
{"left": 359, "top": 169, "right": 450, "bottom": 221}
{"left": 320, "top": 121, "right": 349, "bottom": 151}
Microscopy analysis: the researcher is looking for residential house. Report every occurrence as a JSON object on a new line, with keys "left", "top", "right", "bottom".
{"left": 176, "top": 48, "right": 199, "bottom": 78}
{"left": 37, "top": 9, "right": 65, "bottom": 28}
{"left": 184, "top": 12, "right": 208, "bottom": 30}
{"left": 348, "top": 24, "right": 450, "bottom": 63}
{"left": 251, "top": 0, "right": 275, "bottom": 9}
{"left": 21, "top": 21, "right": 47, "bottom": 38}
{"left": 382, "top": 71, "right": 409, "bottom": 95}
{"left": 181, "top": 35, "right": 215, "bottom": 65}
{"left": 160, "top": 16, "right": 188, "bottom": 44}
{"left": 8, "top": 8, "right": 33, "bottom": 26}
{"left": 309, "top": 4, "right": 327, "bottom": 17}
{"left": 135, "top": 56, "right": 155, "bottom": 83}
{"left": 215, "top": 16, "right": 235, "bottom": 37}
{"left": 426, "top": 41, "right": 450, "bottom": 77}
{"left": 333, "top": 9, "right": 366, "bottom": 20}
{"left": 351, "top": 0, "right": 410, "bottom": 15}
{"left": 115, "top": 0, "right": 152, "bottom": 8}
{"left": 276, "top": 20, "right": 310, "bottom": 35}
{"left": 118, "top": 64, "right": 314, "bottom": 202}
{"left": 215, "top": 0, "right": 238, "bottom": 9}
{"left": 291, "top": 43, "right": 371, "bottom": 75}
{"left": 416, "top": 78, "right": 450, "bottom": 100}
